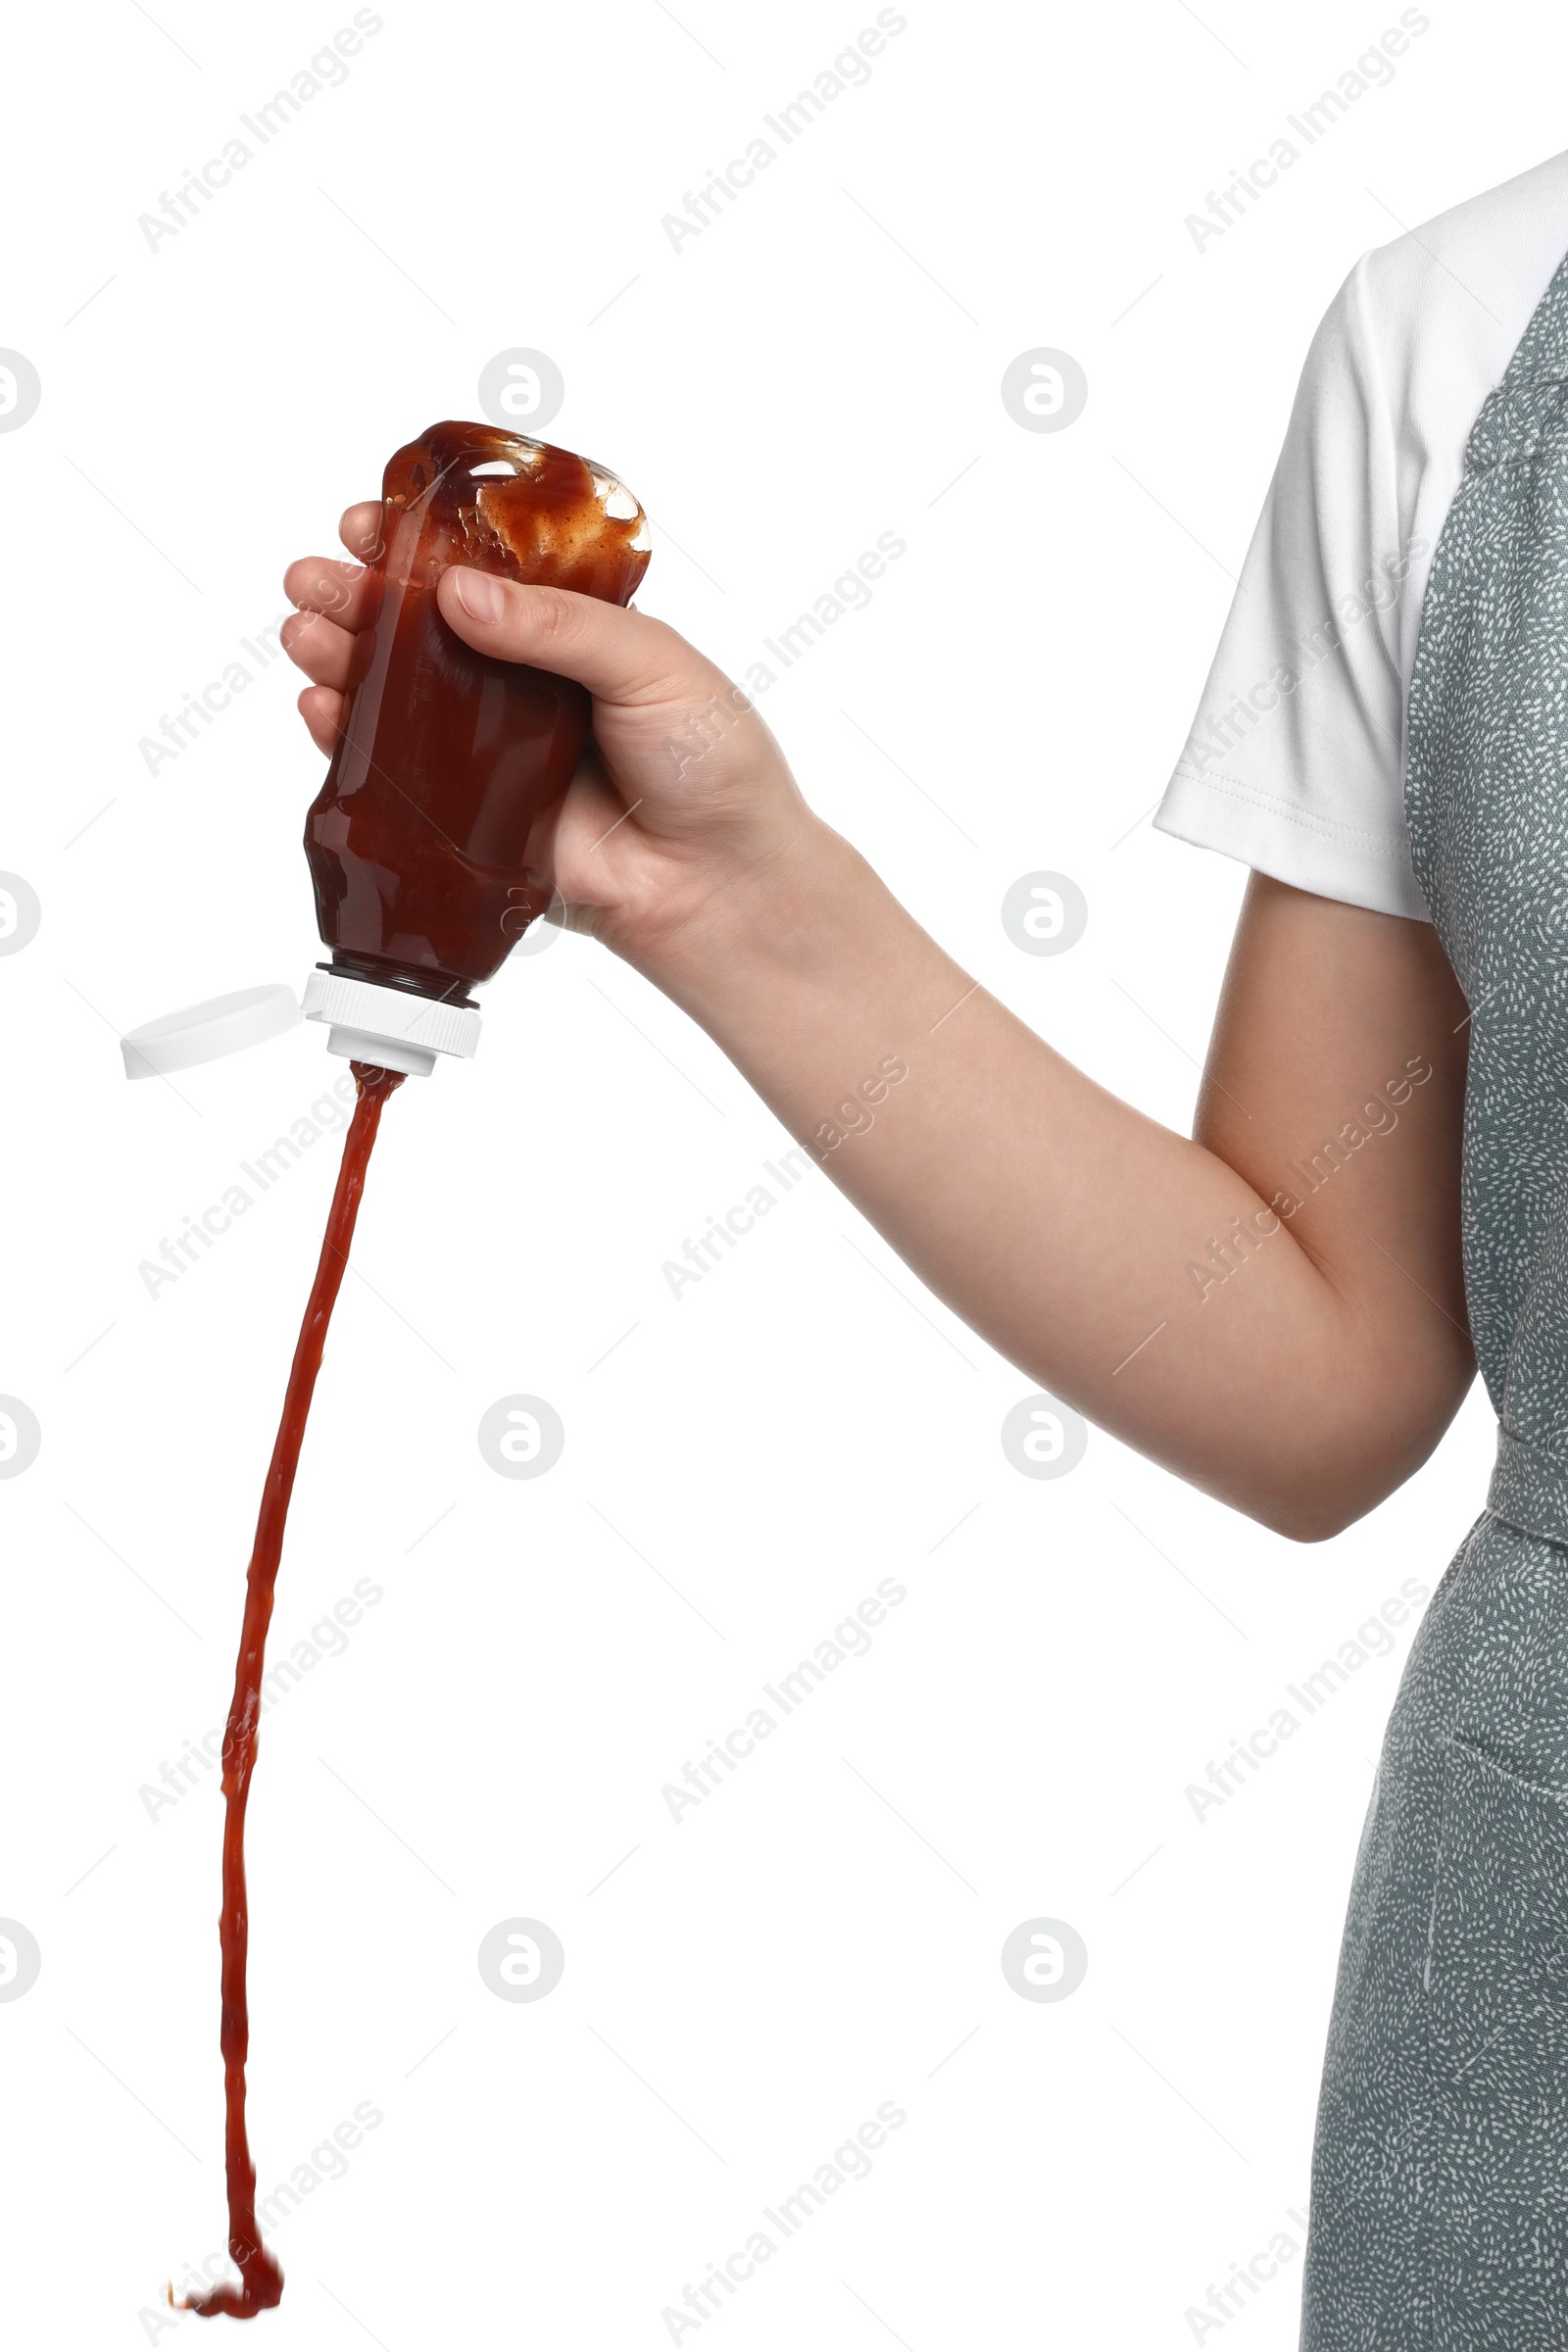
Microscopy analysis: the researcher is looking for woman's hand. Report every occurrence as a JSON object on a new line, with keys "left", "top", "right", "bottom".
{"left": 281, "top": 501, "right": 826, "bottom": 984}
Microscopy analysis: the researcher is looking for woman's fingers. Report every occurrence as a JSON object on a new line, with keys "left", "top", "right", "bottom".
{"left": 283, "top": 505, "right": 379, "bottom": 734}
{"left": 283, "top": 552, "right": 372, "bottom": 630}
{"left": 339, "top": 501, "right": 383, "bottom": 561}
{"left": 280, "top": 608, "right": 356, "bottom": 689}
{"left": 283, "top": 505, "right": 378, "bottom": 757}
{"left": 297, "top": 684, "right": 346, "bottom": 755}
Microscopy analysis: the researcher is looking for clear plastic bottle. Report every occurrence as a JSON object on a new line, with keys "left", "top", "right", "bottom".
{"left": 301, "top": 420, "right": 651, "bottom": 1071}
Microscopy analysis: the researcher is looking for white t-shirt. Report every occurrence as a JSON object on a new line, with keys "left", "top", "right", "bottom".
{"left": 1153, "top": 146, "right": 1568, "bottom": 921}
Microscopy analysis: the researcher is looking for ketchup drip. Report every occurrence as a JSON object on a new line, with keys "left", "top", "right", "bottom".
{"left": 180, "top": 1060, "right": 404, "bottom": 2320}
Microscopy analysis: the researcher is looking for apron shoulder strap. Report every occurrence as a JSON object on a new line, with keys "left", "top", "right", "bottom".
{"left": 1464, "top": 241, "right": 1568, "bottom": 478}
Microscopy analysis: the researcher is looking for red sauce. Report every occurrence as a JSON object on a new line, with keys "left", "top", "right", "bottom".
{"left": 304, "top": 421, "right": 650, "bottom": 1004}
{"left": 178, "top": 423, "right": 650, "bottom": 2316}
{"left": 179, "top": 1062, "right": 404, "bottom": 2320}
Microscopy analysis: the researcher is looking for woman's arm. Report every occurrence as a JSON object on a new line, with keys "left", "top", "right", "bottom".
{"left": 640, "top": 844, "right": 1471, "bottom": 1542}
{"left": 282, "top": 528, "right": 1473, "bottom": 1540}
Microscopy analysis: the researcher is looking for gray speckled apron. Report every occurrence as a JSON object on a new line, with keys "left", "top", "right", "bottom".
{"left": 1302, "top": 249, "right": 1568, "bottom": 2349}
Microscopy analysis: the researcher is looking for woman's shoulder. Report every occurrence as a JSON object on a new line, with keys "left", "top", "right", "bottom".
{"left": 1330, "top": 147, "right": 1568, "bottom": 429}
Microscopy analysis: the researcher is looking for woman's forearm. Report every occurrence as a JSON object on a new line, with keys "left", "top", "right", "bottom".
{"left": 644, "top": 823, "right": 1472, "bottom": 1537}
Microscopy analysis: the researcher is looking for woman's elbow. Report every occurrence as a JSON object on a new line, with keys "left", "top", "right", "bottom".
{"left": 1250, "top": 1492, "right": 1367, "bottom": 1544}
{"left": 1215, "top": 1381, "right": 1474, "bottom": 1544}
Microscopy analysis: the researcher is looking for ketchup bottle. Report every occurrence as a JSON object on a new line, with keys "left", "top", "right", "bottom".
{"left": 300, "top": 420, "right": 651, "bottom": 1075}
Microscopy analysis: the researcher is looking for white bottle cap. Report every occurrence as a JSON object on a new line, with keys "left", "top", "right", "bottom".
{"left": 121, "top": 984, "right": 302, "bottom": 1080}
{"left": 300, "top": 968, "right": 481, "bottom": 1079}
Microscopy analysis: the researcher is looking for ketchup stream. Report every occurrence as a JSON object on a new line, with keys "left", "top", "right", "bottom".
{"left": 172, "top": 421, "right": 648, "bottom": 2315}
{"left": 179, "top": 1061, "right": 404, "bottom": 2319}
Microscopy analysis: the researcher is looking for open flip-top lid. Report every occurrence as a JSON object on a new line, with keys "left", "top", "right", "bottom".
{"left": 121, "top": 985, "right": 301, "bottom": 1079}
{"left": 121, "top": 971, "right": 481, "bottom": 1081}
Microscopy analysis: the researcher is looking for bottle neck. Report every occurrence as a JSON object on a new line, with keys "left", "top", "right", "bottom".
{"left": 320, "top": 954, "right": 479, "bottom": 1012}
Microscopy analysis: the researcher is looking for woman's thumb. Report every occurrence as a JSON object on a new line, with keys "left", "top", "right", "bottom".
{"left": 437, "top": 567, "right": 694, "bottom": 707}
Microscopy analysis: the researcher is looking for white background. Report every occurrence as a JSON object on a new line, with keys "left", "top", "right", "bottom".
{"left": 0, "top": 1, "right": 1553, "bottom": 2344}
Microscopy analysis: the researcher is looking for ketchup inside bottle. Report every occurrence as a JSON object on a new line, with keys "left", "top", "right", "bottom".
{"left": 306, "top": 420, "right": 651, "bottom": 1003}
{"left": 180, "top": 422, "right": 650, "bottom": 2317}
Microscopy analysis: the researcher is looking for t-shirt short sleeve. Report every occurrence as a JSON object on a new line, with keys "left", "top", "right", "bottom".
{"left": 1153, "top": 254, "right": 1433, "bottom": 920}
{"left": 1152, "top": 151, "right": 1568, "bottom": 919}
